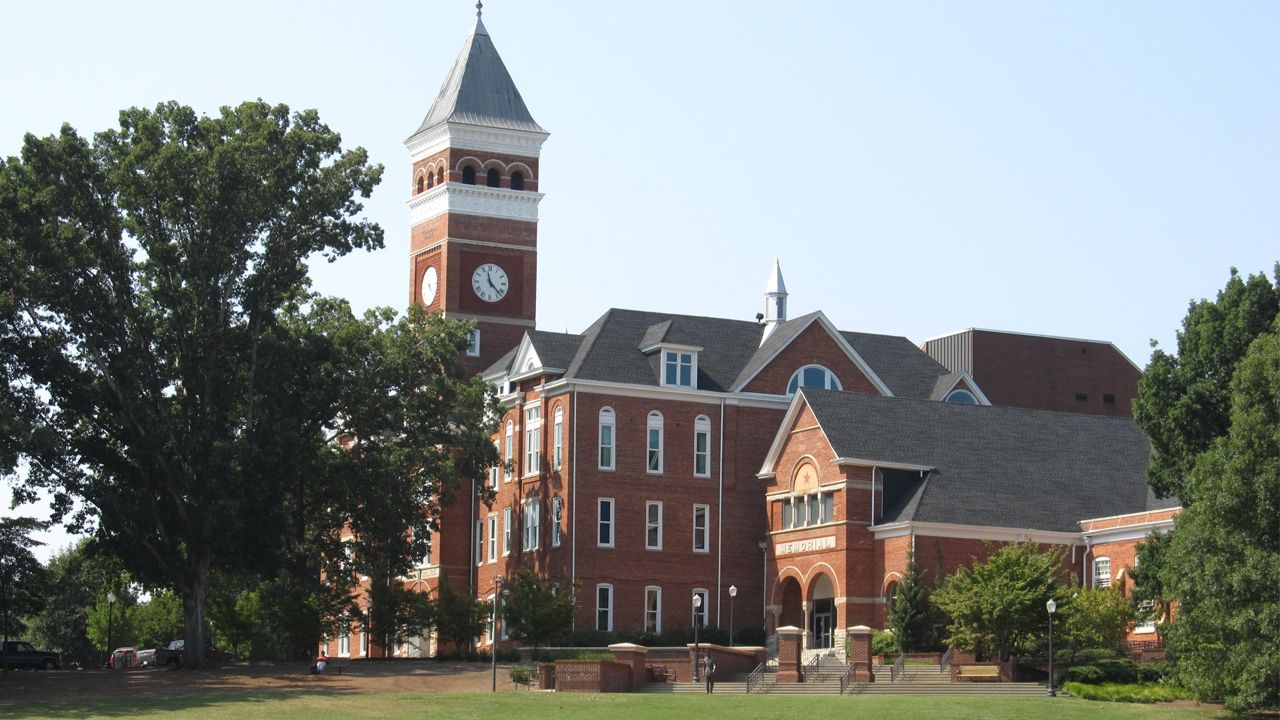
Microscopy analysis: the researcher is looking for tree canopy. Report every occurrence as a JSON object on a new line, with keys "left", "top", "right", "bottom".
{"left": 0, "top": 517, "right": 46, "bottom": 679}
{"left": 501, "top": 570, "right": 575, "bottom": 649}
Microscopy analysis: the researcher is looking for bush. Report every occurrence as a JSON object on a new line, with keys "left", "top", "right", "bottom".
{"left": 496, "top": 648, "right": 521, "bottom": 663}
{"left": 1062, "top": 681, "right": 1190, "bottom": 703}
{"left": 1135, "top": 662, "right": 1168, "bottom": 683}
{"left": 1063, "top": 658, "right": 1137, "bottom": 685}
{"left": 1067, "top": 647, "right": 1121, "bottom": 664}
{"left": 508, "top": 664, "right": 536, "bottom": 686}
{"left": 872, "top": 631, "right": 897, "bottom": 657}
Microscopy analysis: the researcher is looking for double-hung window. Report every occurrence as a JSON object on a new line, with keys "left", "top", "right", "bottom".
{"left": 553, "top": 407, "right": 564, "bottom": 470}
{"left": 503, "top": 420, "right": 514, "bottom": 481}
{"left": 692, "top": 504, "right": 709, "bottom": 553}
{"left": 487, "top": 515, "right": 497, "bottom": 563}
{"left": 693, "top": 415, "right": 711, "bottom": 477}
{"left": 502, "top": 507, "right": 512, "bottom": 556}
{"left": 523, "top": 498, "right": 541, "bottom": 551}
{"left": 489, "top": 441, "right": 500, "bottom": 489}
{"left": 646, "top": 412, "right": 663, "bottom": 474}
{"left": 663, "top": 351, "right": 694, "bottom": 387}
{"left": 596, "top": 584, "right": 613, "bottom": 631}
{"left": 644, "top": 586, "right": 662, "bottom": 633}
{"left": 645, "top": 501, "right": 663, "bottom": 550}
{"left": 692, "top": 588, "right": 708, "bottom": 628}
{"left": 524, "top": 405, "right": 542, "bottom": 475}
{"left": 598, "top": 498, "right": 615, "bottom": 547}
{"left": 475, "top": 521, "right": 483, "bottom": 566}
{"left": 598, "top": 408, "right": 615, "bottom": 470}
{"left": 551, "top": 497, "right": 563, "bottom": 548}
{"left": 1093, "top": 557, "right": 1111, "bottom": 588}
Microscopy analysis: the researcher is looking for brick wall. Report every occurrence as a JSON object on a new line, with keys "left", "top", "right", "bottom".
{"left": 553, "top": 660, "right": 633, "bottom": 692}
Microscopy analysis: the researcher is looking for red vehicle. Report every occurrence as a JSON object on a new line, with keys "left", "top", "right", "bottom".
{"left": 108, "top": 647, "right": 138, "bottom": 669}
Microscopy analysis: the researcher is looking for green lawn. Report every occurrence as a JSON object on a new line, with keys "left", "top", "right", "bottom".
{"left": 3, "top": 692, "right": 1226, "bottom": 720}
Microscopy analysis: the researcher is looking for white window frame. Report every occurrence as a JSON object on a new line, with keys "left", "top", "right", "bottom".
{"left": 553, "top": 406, "right": 564, "bottom": 470}
{"left": 475, "top": 520, "right": 483, "bottom": 567}
{"left": 338, "top": 617, "right": 350, "bottom": 657}
{"left": 646, "top": 411, "right": 663, "bottom": 475}
{"left": 523, "top": 498, "right": 541, "bottom": 551}
{"left": 662, "top": 350, "right": 696, "bottom": 388}
{"left": 489, "top": 440, "right": 500, "bottom": 489}
{"left": 1133, "top": 555, "right": 1156, "bottom": 633}
{"left": 692, "top": 504, "right": 710, "bottom": 553}
{"left": 467, "top": 329, "right": 481, "bottom": 357}
{"left": 487, "top": 514, "right": 497, "bottom": 563}
{"left": 787, "top": 364, "right": 843, "bottom": 395}
{"left": 692, "top": 588, "right": 709, "bottom": 628}
{"left": 598, "top": 497, "right": 615, "bottom": 548}
{"left": 551, "top": 496, "right": 563, "bottom": 548}
{"left": 596, "top": 584, "right": 614, "bottom": 631}
{"left": 503, "top": 420, "right": 514, "bottom": 481}
{"left": 598, "top": 407, "right": 615, "bottom": 470}
{"left": 644, "top": 585, "right": 662, "bottom": 633}
{"left": 524, "top": 405, "right": 542, "bottom": 476}
{"left": 486, "top": 593, "right": 496, "bottom": 645}
{"left": 359, "top": 620, "right": 368, "bottom": 657}
{"left": 502, "top": 506, "right": 512, "bottom": 556}
{"left": 1093, "top": 556, "right": 1112, "bottom": 588}
{"left": 693, "top": 415, "right": 711, "bottom": 477}
{"left": 645, "top": 501, "right": 663, "bottom": 550}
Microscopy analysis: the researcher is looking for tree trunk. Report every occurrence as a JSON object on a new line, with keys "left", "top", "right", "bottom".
{"left": 181, "top": 550, "right": 211, "bottom": 669}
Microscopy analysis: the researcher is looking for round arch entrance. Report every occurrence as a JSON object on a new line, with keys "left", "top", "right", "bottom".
{"left": 809, "top": 574, "right": 835, "bottom": 649}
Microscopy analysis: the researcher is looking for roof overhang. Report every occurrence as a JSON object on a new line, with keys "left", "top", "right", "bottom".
{"left": 832, "top": 457, "right": 935, "bottom": 473}
{"left": 871, "top": 520, "right": 1083, "bottom": 546}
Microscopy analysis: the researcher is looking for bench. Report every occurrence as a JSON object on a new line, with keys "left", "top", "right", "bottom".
{"left": 956, "top": 665, "right": 1000, "bottom": 682}
{"left": 325, "top": 658, "right": 352, "bottom": 674}
{"left": 647, "top": 664, "right": 676, "bottom": 683}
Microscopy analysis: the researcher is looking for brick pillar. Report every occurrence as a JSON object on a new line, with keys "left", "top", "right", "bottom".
{"left": 608, "top": 643, "right": 649, "bottom": 691}
{"left": 846, "top": 625, "right": 874, "bottom": 683}
{"left": 776, "top": 626, "right": 803, "bottom": 683}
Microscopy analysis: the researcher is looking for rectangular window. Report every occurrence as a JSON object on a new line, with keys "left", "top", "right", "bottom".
{"left": 822, "top": 492, "right": 834, "bottom": 524}
{"left": 551, "top": 497, "right": 563, "bottom": 548}
{"left": 338, "top": 619, "right": 350, "bottom": 657}
{"left": 781, "top": 499, "right": 793, "bottom": 530}
{"left": 598, "top": 498, "right": 614, "bottom": 547}
{"left": 599, "top": 414, "right": 615, "bottom": 470}
{"left": 647, "top": 427, "right": 662, "bottom": 474}
{"left": 486, "top": 594, "right": 496, "bottom": 644}
{"left": 523, "top": 498, "right": 541, "bottom": 551}
{"left": 806, "top": 494, "right": 819, "bottom": 526}
{"left": 694, "top": 424, "right": 710, "bottom": 477}
{"left": 467, "top": 330, "right": 481, "bottom": 357}
{"left": 645, "top": 501, "right": 663, "bottom": 550}
{"left": 475, "top": 521, "right": 483, "bottom": 566}
{"left": 1103, "top": 393, "right": 1116, "bottom": 405}
{"left": 693, "top": 504, "right": 709, "bottom": 553}
{"left": 663, "top": 351, "right": 694, "bottom": 387}
{"left": 489, "top": 441, "right": 500, "bottom": 489}
{"left": 502, "top": 507, "right": 512, "bottom": 556}
{"left": 1093, "top": 557, "right": 1111, "bottom": 588}
{"left": 692, "top": 589, "right": 708, "bottom": 628}
{"left": 793, "top": 496, "right": 806, "bottom": 527}
{"left": 487, "top": 515, "right": 497, "bottom": 563}
{"left": 359, "top": 623, "right": 368, "bottom": 657}
{"left": 504, "top": 421, "right": 513, "bottom": 481}
{"left": 644, "top": 586, "right": 662, "bottom": 633}
{"left": 524, "top": 406, "right": 542, "bottom": 475}
{"left": 596, "top": 584, "right": 613, "bottom": 631}
{"left": 553, "top": 409, "right": 564, "bottom": 470}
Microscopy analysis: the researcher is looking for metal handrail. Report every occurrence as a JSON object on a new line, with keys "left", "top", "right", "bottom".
{"left": 890, "top": 652, "right": 906, "bottom": 682}
{"left": 802, "top": 654, "right": 822, "bottom": 681}
{"left": 940, "top": 646, "right": 955, "bottom": 673}
{"left": 839, "top": 661, "right": 858, "bottom": 694}
{"left": 746, "top": 662, "right": 765, "bottom": 694}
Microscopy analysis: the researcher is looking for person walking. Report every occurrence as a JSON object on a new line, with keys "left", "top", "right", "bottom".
{"left": 704, "top": 653, "right": 716, "bottom": 694}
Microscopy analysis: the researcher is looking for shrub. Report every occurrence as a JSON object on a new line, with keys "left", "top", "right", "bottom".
{"left": 1063, "top": 658, "right": 1137, "bottom": 684}
{"left": 496, "top": 648, "right": 521, "bottom": 663}
{"left": 508, "top": 664, "right": 536, "bottom": 686}
{"left": 1062, "top": 681, "right": 1191, "bottom": 703}
{"left": 872, "top": 631, "right": 897, "bottom": 657}
{"left": 1135, "top": 662, "right": 1168, "bottom": 683}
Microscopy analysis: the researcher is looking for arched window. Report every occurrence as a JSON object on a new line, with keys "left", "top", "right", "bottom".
{"left": 646, "top": 411, "right": 664, "bottom": 474}
{"left": 417, "top": 176, "right": 425, "bottom": 193}
{"left": 946, "top": 389, "right": 978, "bottom": 404}
{"left": 886, "top": 581, "right": 900, "bottom": 609}
{"left": 503, "top": 420, "right": 514, "bottom": 480}
{"left": 436, "top": 167, "right": 444, "bottom": 185}
{"left": 598, "top": 407, "right": 615, "bottom": 470}
{"left": 693, "top": 415, "right": 711, "bottom": 477}
{"left": 1093, "top": 557, "right": 1111, "bottom": 588}
{"left": 510, "top": 171, "right": 524, "bottom": 190}
{"left": 787, "top": 365, "right": 842, "bottom": 395}
{"left": 553, "top": 406, "right": 564, "bottom": 470}
{"left": 462, "top": 165, "right": 477, "bottom": 185}
{"left": 486, "top": 168, "right": 500, "bottom": 187}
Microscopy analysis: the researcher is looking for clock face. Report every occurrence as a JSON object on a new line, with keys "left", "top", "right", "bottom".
{"left": 471, "top": 263, "right": 509, "bottom": 303}
{"left": 420, "top": 266, "right": 438, "bottom": 305}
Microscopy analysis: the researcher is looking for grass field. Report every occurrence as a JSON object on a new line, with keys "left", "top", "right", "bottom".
{"left": 4, "top": 691, "right": 1226, "bottom": 720}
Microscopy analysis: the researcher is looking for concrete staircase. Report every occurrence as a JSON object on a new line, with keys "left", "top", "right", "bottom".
{"left": 639, "top": 661, "right": 1049, "bottom": 696}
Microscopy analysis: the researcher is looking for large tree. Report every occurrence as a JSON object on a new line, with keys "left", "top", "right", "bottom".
{"left": 501, "top": 570, "right": 575, "bottom": 650}
{"left": 0, "top": 101, "right": 383, "bottom": 667}
{"left": 0, "top": 517, "right": 46, "bottom": 679}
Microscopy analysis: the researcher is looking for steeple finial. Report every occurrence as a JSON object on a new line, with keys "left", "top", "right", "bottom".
{"left": 476, "top": 1, "right": 483, "bottom": 18}
{"left": 761, "top": 258, "right": 788, "bottom": 344}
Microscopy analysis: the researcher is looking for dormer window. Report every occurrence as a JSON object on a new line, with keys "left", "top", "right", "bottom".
{"left": 662, "top": 350, "right": 696, "bottom": 388}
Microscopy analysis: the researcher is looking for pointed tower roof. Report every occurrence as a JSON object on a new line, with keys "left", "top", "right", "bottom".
{"left": 413, "top": 14, "right": 545, "bottom": 135}
{"left": 766, "top": 258, "right": 787, "bottom": 295}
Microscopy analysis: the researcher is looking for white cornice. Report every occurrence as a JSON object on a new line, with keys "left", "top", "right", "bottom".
{"left": 871, "top": 520, "right": 1082, "bottom": 545}
{"left": 1081, "top": 519, "right": 1176, "bottom": 544}
{"left": 442, "top": 311, "right": 535, "bottom": 327}
{"left": 408, "top": 182, "right": 544, "bottom": 225}
{"left": 410, "top": 237, "right": 537, "bottom": 257}
{"left": 406, "top": 122, "right": 549, "bottom": 162}
{"left": 832, "top": 457, "right": 935, "bottom": 473}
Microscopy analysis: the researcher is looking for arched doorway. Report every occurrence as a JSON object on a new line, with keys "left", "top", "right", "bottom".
{"left": 778, "top": 577, "right": 803, "bottom": 630}
{"left": 809, "top": 574, "right": 835, "bottom": 649}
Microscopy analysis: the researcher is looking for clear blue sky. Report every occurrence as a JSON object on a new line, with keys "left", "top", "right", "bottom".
{"left": 2, "top": 1, "right": 1277, "bottom": 559}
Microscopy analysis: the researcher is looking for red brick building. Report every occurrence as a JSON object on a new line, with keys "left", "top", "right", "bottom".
{"left": 323, "top": 13, "right": 1177, "bottom": 662}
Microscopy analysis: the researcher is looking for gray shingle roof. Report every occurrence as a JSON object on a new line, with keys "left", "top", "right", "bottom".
{"left": 801, "top": 389, "right": 1157, "bottom": 532}
{"left": 526, "top": 330, "right": 583, "bottom": 370}
{"left": 840, "top": 331, "right": 954, "bottom": 400}
{"left": 414, "top": 18, "right": 545, "bottom": 136}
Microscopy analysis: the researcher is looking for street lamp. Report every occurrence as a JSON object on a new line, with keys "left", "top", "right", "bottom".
{"left": 491, "top": 576, "right": 505, "bottom": 692}
{"left": 1046, "top": 598, "right": 1057, "bottom": 697}
{"left": 106, "top": 592, "right": 117, "bottom": 669}
{"left": 758, "top": 540, "right": 768, "bottom": 628}
{"left": 728, "top": 585, "right": 737, "bottom": 647}
{"left": 692, "top": 593, "right": 703, "bottom": 683}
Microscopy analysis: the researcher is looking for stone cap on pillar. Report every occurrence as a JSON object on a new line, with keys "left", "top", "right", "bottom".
{"left": 608, "top": 643, "right": 649, "bottom": 654}
{"left": 847, "top": 625, "right": 873, "bottom": 635}
{"left": 777, "top": 626, "right": 802, "bottom": 635}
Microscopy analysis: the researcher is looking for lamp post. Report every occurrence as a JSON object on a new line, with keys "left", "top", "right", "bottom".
{"left": 105, "top": 592, "right": 116, "bottom": 669}
{"left": 758, "top": 540, "right": 768, "bottom": 628}
{"left": 728, "top": 585, "right": 737, "bottom": 647}
{"left": 692, "top": 593, "right": 703, "bottom": 682}
{"left": 1046, "top": 598, "right": 1057, "bottom": 697}
{"left": 491, "top": 576, "right": 505, "bottom": 692}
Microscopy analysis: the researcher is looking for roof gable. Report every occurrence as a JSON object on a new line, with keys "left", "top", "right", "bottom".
{"left": 734, "top": 312, "right": 893, "bottom": 396}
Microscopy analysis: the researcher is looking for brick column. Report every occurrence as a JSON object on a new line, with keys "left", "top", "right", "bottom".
{"left": 846, "top": 625, "right": 874, "bottom": 683}
{"left": 608, "top": 643, "right": 649, "bottom": 691}
{"left": 776, "top": 626, "right": 803, "bottom": 683}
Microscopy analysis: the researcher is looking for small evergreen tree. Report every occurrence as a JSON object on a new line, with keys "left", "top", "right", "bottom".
{"left": 501, "top": 570, "right": 575, "bottom": 649}
{"left": 889, "top": 549, "right": 934, "bottom": 653}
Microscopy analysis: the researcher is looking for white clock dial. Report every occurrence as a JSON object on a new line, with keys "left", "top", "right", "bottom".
{"left": 471, "top": 263, "right": 509, "bottom": 302}
{"left": 420, "top": 266, "right": 438, "bottom": 305}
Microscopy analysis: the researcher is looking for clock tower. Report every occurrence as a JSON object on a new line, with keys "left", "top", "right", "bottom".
{"left": 406, "top": 8, "right": 548, "bottom": 372}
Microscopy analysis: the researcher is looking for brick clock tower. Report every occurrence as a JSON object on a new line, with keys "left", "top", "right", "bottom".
{"left": 405, "top": 9, "right": 548, "bottom": 373}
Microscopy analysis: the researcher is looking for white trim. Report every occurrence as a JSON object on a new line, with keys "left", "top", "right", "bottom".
{"left": 595, "top": 583, "right": 614, "bottom": 632}
{"left": 487, "top": 514, "right": 498, "bottom": 563}
{"left": 757, "top": 392, "right": 840, "bottom": 479}
{"left": 597, "top": 497, "right": 615, "bottom": 548}
{"left": 693, "top": 415, "right": 712, "bottom": 478}
{"left": 502, "top": 506, "right": 512, "bottom": 556}
{"left": 731, "top": 312, "right": 895, "bottom": 397}
{"left": 832, "top": 457, "right": 935, "bottom": 473}
{"left": 645, "top": 500, "right": 664, "bottom": 550}
{"left": 405, "top": 121, "right": 549, "bottom": 161}
{"left": 410, "top": 236, "right": 538, "bottom": 257}
{"left": 1080, "top": 507, "right": 1183, "bottom": 524}
{"left": 646, "top": 411, "right": 664, "bottom": 475}
{"left": 644, "top": 585, "right": 663, "bottom": 634}
{"left": 1083, "top": 519, "right": 1177, "bottom": 544}
{"left": 692, "top": 503, "right": 710, "bottom": 554}
{"left": 658, "top": 348, "right": 699, "bottom": 389}
{"left": 562, "top": 379, "right": 791, "bottom": 409}
{"left": 408, "top": 182, "right": 544, "bottom": 226}
{"left": 692, "top": 588, "right": 710, "bottom": 628}
{"left": 935, "top": 372, "right": 993, "bottom": 405}
{"left": 871, "top": 520, "right": 1083, "bottom": 546}
{"left": 598, "top": 407, "right": 616, "bottom": 471}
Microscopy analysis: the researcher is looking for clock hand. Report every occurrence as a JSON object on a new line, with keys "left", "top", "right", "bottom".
{"left": 487, "top": 272, "right": 499, "bottom": 293}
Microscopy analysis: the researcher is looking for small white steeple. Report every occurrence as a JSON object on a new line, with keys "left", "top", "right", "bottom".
{"left": 762, "top": 258, "right": 788, "bottom": 343}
